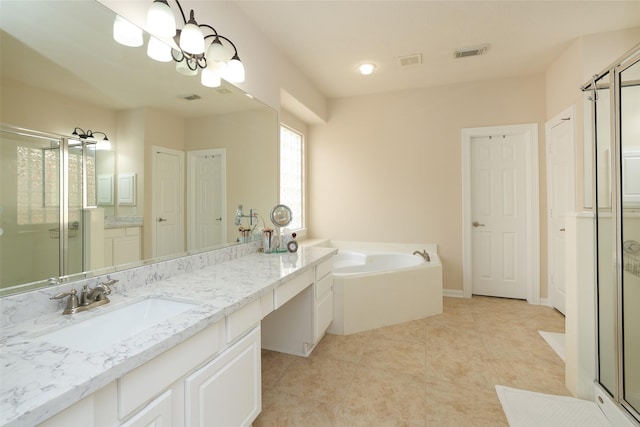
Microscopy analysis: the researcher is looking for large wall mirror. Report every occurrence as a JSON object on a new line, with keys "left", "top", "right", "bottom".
{"left": 0, "top": 0, "right": 278, "bottom": 295}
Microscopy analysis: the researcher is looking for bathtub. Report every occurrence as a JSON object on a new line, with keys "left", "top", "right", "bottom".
{"left": 304, "top": 240, "right": 443, "bottom": 335}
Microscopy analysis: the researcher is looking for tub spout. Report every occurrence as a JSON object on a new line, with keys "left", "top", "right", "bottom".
{"left": 413, "top": 250, "right": 430, "bottom": 262}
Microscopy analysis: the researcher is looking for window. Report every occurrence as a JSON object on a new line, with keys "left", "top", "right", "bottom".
{"left": 279, "top": 125, "right": 304, "bottom": 231}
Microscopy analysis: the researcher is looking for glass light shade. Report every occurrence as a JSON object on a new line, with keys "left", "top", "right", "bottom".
{"left": 179, "top": 22, "right": 205, "bottom": 55}
{"left": 225, "top": 57, "right": 245, "bottom": 83}
{"left": 113, "top": 15, "right": 143, "bottom": 47}
{"left": 176, "top": 59, "right": 198, "bottom": 76}
{"left": 201, "top": 68, "right": 221, "bottom": 88}
{"left": 147, "top": 37, "right": 172, "bottom": 62}
{"left": 146, "top": 0, "right": 176, "bottom": 38}
{"left": 205, "top": 40, "right": 228, "bottom": 73}
{"left": 95, "top": 139, "right": 112, "bottom": 151}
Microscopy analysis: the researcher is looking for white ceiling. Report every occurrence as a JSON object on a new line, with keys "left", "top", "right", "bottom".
{"left": 234, "top": 1, "right": 640, "bottom": 99}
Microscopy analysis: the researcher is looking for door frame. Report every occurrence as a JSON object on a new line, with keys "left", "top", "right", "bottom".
{"left": 545, "top": 105, "right": 576, "bottom": 312}
{"left": 461, "top": 123, "right": 540, "bottom": 303}
{"left": 151, "top": 145, "right": 185, "bottom": 259}
{"left": 186, "top": 148, "right": 227, "bottom": 250}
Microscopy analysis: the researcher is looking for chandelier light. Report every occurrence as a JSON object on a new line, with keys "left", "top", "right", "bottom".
{"left": 113, "top": 0, "right": 246, "bottom": 87}
{"left": 71, "top": 128, "right": 112, "bottom": 151}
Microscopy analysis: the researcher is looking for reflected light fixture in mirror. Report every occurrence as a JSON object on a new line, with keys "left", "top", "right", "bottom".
{"left": 113, "top": 15, "right": 143, "bottom": 47}
{"left": 112, "top": 0, "right": 246, "bottom": 86}
{"left": 71, "top": 128, "right": 112, "bottom": 151}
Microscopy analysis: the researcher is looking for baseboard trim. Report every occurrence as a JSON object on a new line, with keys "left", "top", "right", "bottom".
{"left": 443, "top": 289, "right": 465, "bottom": 298}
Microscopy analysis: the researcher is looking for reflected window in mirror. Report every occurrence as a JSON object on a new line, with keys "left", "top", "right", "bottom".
{"left": 279, "top": 124, "right": 304, "bottom": 231}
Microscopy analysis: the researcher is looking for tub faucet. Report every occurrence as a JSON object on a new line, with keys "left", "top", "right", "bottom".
{"left": 413, "top": 250, "right": 430, "bottom": 262}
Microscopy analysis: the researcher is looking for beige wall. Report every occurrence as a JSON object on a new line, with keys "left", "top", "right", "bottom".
{"left": 545, "top": 27, "right": 640, "bottom": 210}
{"left": 185, "top": 109, "right": 278, "bottom": 242}
{"left": 308, "top": 74, "right": 546, "bottom": 293}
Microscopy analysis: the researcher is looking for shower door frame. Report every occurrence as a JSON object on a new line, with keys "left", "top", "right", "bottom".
{"left": 584, "top": 43, "right": 640, "bottom": 424}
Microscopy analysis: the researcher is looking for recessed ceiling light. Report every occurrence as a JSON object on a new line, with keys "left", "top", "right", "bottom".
{"left": 358, "top": 63, "right": 376, "bottom": 75}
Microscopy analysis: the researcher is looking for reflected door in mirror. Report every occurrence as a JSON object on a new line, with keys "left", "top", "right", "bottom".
{"left": 153, "top": 147, "right": 185, "bottom": 258}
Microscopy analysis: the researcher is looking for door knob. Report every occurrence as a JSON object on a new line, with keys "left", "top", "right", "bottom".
{"left": 216, "top": 217, "right": 222, "bottom": 221}
{"left": 472, "top": 221, "right": 485, "bottom": 227}
{"left": 157, "top": 217, "right": 167, "bottom": 222}
{"left": 560, "top": 228, "right": 566, "bottom": 232}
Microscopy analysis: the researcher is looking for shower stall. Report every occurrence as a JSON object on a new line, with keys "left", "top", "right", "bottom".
{"left": 0, "top": 126, "right": 101, "bottom": 293}
{"left": 583, "top": 44, "right": 640, "bottom": 423}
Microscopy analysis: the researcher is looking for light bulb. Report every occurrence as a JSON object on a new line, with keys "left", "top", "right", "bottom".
{"left": 113, "top": 15, "right": 143, "bottom": 47}
{"left": 146, "top": 0, "right": 176, "bottom": 38}
{"left": 147, "top": 36, "right": 172, "bottom": 62}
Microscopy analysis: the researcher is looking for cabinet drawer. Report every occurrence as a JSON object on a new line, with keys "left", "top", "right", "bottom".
{"left": 125, "top": 226, "right": 140, "bottom": 236}
{"left": 226, "top": 299, "right": 261, "bottom": 344}
{"left": 274, "top": 269, "right": 313, "bottom": 309}
{"left": 104, "top": 228, "right": 125, "bottom": 238}
{"left": 118, "top": 321, "right": 223, "bottom": 419}
{"left": 315, "top": 274, "right": 332, "bottom": 300}
{"left": 316, "top": 258, "right": 332, "bottom": 281}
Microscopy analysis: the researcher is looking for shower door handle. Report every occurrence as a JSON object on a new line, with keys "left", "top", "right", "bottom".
{"left": 472, "top": 221, "right": 485, "bottom": 227}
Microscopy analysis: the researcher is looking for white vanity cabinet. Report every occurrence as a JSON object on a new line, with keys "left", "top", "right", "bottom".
{"left": 185, "top": 327, "right": 261, "bottom": 427}
{"left": 104, "top": 226, "right": 141, "bottom": 267}
{"left": 314, "top": 259, "right": 333, "bottom": 342}
{"left": 262, "top": 259, "right": 334, "bottom": 356}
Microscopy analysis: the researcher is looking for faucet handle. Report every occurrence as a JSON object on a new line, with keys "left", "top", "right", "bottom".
{"left": 50, "top": 288, "right": 79, "bottom": 312}
{"left": 100, "top": 279, "right": 118, "bottom": 294}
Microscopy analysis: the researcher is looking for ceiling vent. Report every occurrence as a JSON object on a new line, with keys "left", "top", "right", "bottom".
{"left": 181, "top": 94, "right": 202, "bottom": 101}
{"left": 398, "top": 53, "right": 422, "bottom": 67}
{"left": 454, "top": 44, "right": 489, "bottom": 59}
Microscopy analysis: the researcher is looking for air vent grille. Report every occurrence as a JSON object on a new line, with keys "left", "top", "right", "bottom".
{"left": 454, "top": 44, "right": 489, "bottom": 59}
{"left": 398, "top": 53, "right": 422, "bottom": 67}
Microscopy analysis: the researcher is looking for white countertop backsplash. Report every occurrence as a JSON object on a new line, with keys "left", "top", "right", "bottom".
{"left": 0, "top": 243, "right": 337, "bottom": 427}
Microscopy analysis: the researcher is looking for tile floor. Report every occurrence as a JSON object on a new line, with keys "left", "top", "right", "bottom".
{"left": 254, "top": 296, "right": 568, "bottom": 426}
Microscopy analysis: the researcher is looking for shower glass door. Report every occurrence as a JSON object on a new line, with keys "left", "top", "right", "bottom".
{"left": 0, "top": 129, "right": 62, "bottom": 291}
{"left": 620, "top": 54, "right": 640, "bottom": 417}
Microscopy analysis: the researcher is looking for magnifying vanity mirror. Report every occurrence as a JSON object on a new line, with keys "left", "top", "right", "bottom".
{"left": 0, "top": 0, "right": 278, "bottom": 296}
{"left": 270, "top": 204, "right": 293, "bottom": 228}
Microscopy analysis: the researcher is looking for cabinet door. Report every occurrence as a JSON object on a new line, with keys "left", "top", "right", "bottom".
{"left": 315, "top": 290, "right": 333, "bottom": 343}
{"left": 121, "top": 390, "right": 172, "bottom": 427}
{"left": 185, "top": 327, "right": 261, "bottom": 427}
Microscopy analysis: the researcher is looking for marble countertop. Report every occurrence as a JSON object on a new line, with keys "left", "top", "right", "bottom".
{"left": 0, "top": 246, "right": 336, "bottom": 427}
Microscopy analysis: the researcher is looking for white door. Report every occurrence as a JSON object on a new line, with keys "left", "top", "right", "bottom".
{"left": 470, "top": 134, "right": 528, "bottom": 299}
{"left": 152, "top": 146, "right": 184, "bottom": 258}
{"left": 187, "top": 149, "right": 226, "bottom": 250}
{"left": 546, "top": 109, "right": 575, "bottom": 315}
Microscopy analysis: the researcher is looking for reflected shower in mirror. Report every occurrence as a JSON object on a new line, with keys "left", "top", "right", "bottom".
{"left": 0, "top": 0, "right": 278, "bottom": 296}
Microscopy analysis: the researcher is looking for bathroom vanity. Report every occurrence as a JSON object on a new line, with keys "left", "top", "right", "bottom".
{"left": 0, "top": 246, "right": 336, "bottom": 427}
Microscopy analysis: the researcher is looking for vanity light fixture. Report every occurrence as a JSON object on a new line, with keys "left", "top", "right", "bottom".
{"left": 71, "top": 128, "right": 112, "bottom": 151}
{"left": 113, "top": 0, "right": 245, "bottom": 87}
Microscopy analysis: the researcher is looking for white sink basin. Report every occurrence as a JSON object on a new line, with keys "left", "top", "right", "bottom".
{"left": 35, "top": 297, "right": 198, "bottom": 353}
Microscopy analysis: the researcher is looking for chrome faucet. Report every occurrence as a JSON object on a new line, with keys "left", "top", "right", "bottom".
{"left": 413, "top": 250, "right": 431, "bottom": 262}
{"left": 50, "top": 279, "right": 118, "bottom": 315}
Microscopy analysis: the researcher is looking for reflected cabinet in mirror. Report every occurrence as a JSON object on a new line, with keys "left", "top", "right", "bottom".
{"left": 0, "top": 0, "right": 278, "bottom": 295}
